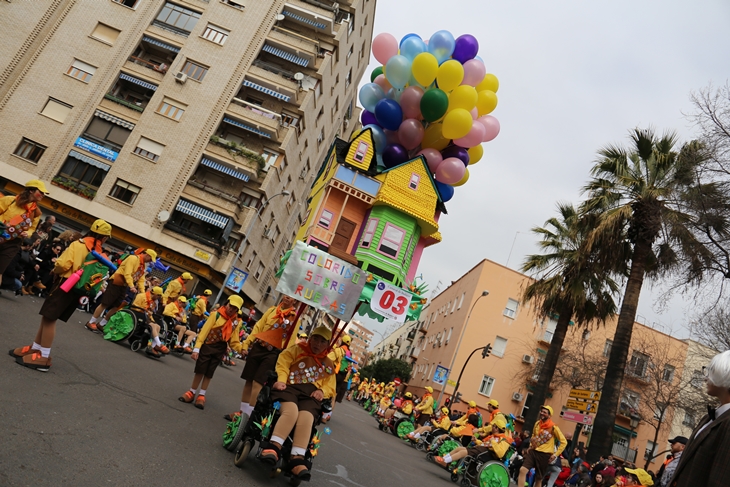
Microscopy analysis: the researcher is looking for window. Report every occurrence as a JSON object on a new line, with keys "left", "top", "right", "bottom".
{"left": 628, "top": 351, "right": 649, "bottom": 378}
{"left": 109, "top": 179, "right": 141, "bottom": 204}
{"left": 246, "top": 251, "right": 257, "bottom": 270}
{"left": 181, "top": 60, "right": 208, "bottom": 81}
{"left": 66, "top": 59, "right": 96, "bottom": 82}
{"left": 83, "top": 115, "right": 132, "bottom": 152}
{"left": 14, "top": 138, "right": 46, "bottom": 163}
{"left": 458, "top": 292, "right": 465, "bottom": 310}
{"left": 409, "top": 173, "right": 420, "bottom": 190}
{"left": 240, "top": 192, "right": 262, "bottom": 209}
{"left": 134, "top": 137, "right": 164, "bottom": 162}
{"left": 254, "top": 262, "right": 264, "bottom": 280}
{"left": 377, "top": 223, "right": 405, "bottom": 258}
{"left": 691, "top": 370, "right": 704, "bottom": 388}
{"left": 619, "top": 389, "right": 640, "bottom": 416}
{"left": 318, "top": 209, "right": 334, "bottom": 229}
{"left": 112, "top": 0, "right": 140, "bottom": 8}
{"left": 270, "top": 226, "right": 280, "bottom": 243}
{"left": 156, "top": 97, "right": 186, "bottom": 121}
{"left": 360, "top": 218, "right": 378, "bottom": 248}
{"left": 478, "top": 375, "right": 495, "bottom": 396}
{"left": 532, "top": 356, "right": 545, "bottom": 381}
{"left": 262, "top": 149, "right": 279, "bottom": 169}
{"left": 354, "top": 141, "right": 369, "bottom": 162}
{"left": 317, "top": 129, "right": 324, "bottom": 145}
{"left": 446, "top": 327, "right": 453, "bottom": 344}
{"left": 154, "top": 3, "right": 201, "bottom": 37}
{"left": 644, "top": 441, "right": 657, "bottom": 461}
{"left": 603, "top": 339, "right": 613, "bottom": 357}
{"left": 493, "top": 336, "right": 508, "bottom": 358}
{"left": 58, "top": 153, "right": 110, "bottom": 192}
{"left": 682, "top": 410, "right": 695, "bottom": 426}
{"left": 347, "top": 45, "right": 353, "bottom": 61}
{"left": 91, "top": 23, "right": 120, "bottom": 44}
{"left": 202, "top": 24, "right": 229, "bottom": 45}
{"left": 504, "top": 298, "right": 518, "bottom": 318}
{"left": 221, "top": 0, "right": 244, "bottom": 8}
{"left": 662, "top": 365, "right": 675, "bottom": 383}
{"left": 521, "top": 392, "right": 533, "bottom": 418}
{"left": 40, "top": 98, "right": 72, "bottom": 123}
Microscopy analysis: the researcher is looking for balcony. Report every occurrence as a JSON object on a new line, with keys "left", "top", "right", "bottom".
{"left": 251, "top": 59, "right": 300, "bottom": 86}
{"left": 409, "top": 347, "right": 419, "bottom": 359}
{"left": 165, "top": 199, "right": 233, "bottom": 251}
{"left": 226, "top": 100, "right": 281, "bottom": 141}
{"left": 611, "top": 443, "right": 638, "bottom": 463}
{"left": 104, "top": 73, "right": 157, "bottom": 115}
{"left": 308, "top": 225, "right": 335, "bottom": 245}
{"left": 538, "top": 330, "right": 554, "bottom": 345}
{"left": 406, "top": 329, "right": 417, "bottom": 341}
{"left": 206, "top": 137, "right": 265, "bottom": 177}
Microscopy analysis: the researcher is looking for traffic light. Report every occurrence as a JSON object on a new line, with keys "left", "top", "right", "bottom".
{"left": 482, "top": 343, "right": 492, "bottom": 359}
{"left": 453, "top": 391, "right": 463, "bottom": 404}
{"left": 444, "top": 397, "right": 452, "bottom": 408}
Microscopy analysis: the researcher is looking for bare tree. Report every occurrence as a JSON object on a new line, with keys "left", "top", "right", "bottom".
{"left": 689, "top": 302, "right": 730, "bottom": 353}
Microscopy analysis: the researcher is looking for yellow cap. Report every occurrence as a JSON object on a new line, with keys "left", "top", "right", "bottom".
{"left": 152, "top": 286, "right": 163, "bottom": 296}
{"left": 25, "top": 179, "right": 49, "bottom": 194}
{"left": 468, "top": 400, "right": 477, "bottom": 408}
{"left": 405, "top": 392, "right": 413, "bottom": 398}
{"left": 492, "top": 417, "right": 507, "bottom": 430}
{"left": 181, "top": 272, "right": 193, "bottom": 280}
{"left": 228, "top": 295, "right": 244, "bottom": 309}
{"left": 144, "top": 249, "right": 157, "bottom": 261}
{"left": 425, "top": 386, "right": 433, "bottom": 393}
{"left": 380, "top": 382, "right": 385, "bottom": 386}
{"left": 541, "top": 405, "right": 553, "bottom": 416}
{"left": 203, "top": 289, "right": 212, "bottom": 296}
{"left": 341, "top": 335, "right": 352, "bottom": 345}
{"left": 624, "top": 468, "right": 654, "bottom": 486}
{"left": 441, "top": 407, "right": 450, "bottom": 415}
{"left": 90, "top": 219, "right": 112, "bottom": 236}
{"left": 311, "top": 325, "right": 332, "bottom": 341}
{"left": 488, "top": 399, "right": 499, "bottom": 408}
{"left": 178, "top": 296, "right": 187, "bottom": 303}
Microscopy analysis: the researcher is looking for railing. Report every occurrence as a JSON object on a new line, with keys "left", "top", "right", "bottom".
{"left": 165, "top": 222, "right": 222, "bottom": 250}
{"left": 231, "top": 97, "right": 282, "bottom": 121}
{"left": 252, "top": 59, "right": 297, "bottom": 82}
{"left": 301, "top": 0, "right": 337, "bottom": 12}
{"left": 127, "top": 56, "right": 168, "bottom": 74}
{"left": 151, "top": 20, "right": 191, "bottom": 37}
{"left": 104, "top": 93, "right": 145, "bottom": 112}
{"left": 611, "top": 443, "right": 638, "bottom": 463}
{"left": 187, "top": 179, "right": 239, "bottom": 203}
{"left": 272, "top": 25, "right": 319, "bottom": 51}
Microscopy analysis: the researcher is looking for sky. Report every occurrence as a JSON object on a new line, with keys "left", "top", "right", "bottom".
{"left": 354, "top": 0, "right": 730, "bottom": 345}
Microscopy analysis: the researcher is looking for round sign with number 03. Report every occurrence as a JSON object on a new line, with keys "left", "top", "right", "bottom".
{"left": 371, "top": 280, "right": 411, "bottom": 322}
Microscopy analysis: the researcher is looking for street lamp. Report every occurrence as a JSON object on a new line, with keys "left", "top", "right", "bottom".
{"left": 628, "top": 411, "right": 641, "bottom": 464}
{"left": 436, "top": 290, "right": 489, "bottom": 406}
{"left": 213, "top": 190, "right": 291, "bottom": 306}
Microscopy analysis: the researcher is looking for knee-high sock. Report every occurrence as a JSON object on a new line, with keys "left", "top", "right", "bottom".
{"left": 293, "top": 410, "right": 315, "bottom": 450}
{"left": 270, "top": 402, "right": 298, "bottom": 445}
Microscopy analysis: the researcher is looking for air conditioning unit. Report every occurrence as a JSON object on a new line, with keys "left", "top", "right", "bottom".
{"left": 522, "top": 354, "right": 534, "bottom": 364}
{"left": 174, "top": 72, "right": 187, "bottom": 84}
{"left": 512, "top": 392, "right": 524, "bottom": 402}
{"left": 263, "top": 227, "right": 273, "bottom": 239}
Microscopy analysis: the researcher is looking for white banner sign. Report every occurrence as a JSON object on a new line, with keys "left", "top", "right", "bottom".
{"left": 370, "top": 280, "right": 411, "bottom": 323}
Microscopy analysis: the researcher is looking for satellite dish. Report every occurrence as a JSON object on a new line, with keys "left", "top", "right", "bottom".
{"left": 157, "top": 210, "right": 170, "bottom": 223}
{"left": 294, "top": 72, "right": 304, "bottom": 81}
{"left": 275, "top": 14, "right": 285, "bottom": 21}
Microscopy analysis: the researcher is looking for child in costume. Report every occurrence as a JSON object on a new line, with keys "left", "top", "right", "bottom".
{"left": 162, "top": 271, "right": 193, "bottom": 305}
{"left": 435, "top": 417, "right": 511, "bottom": 468}
{"left": 407, "top": 407, "right": 451, "bottom": 441}
{"left": 415, "top": 386, "right": 435, "bottom": 426}
{"left": 377, "top": 393, "right": 393, "bottom": 417}
{"left": 164, "top": 295, "right": 196, "bottom": 352}
{"left": 130, "top": 285, "right": 168, "bottom": 358}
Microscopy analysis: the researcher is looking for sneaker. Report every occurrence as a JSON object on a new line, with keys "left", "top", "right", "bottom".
{"left": 33, "top": 281, "right": 46, "bottom": 290}
{"left": 145, "top": 346, "right": 161, "bottom": 358}
{"left": 85, "top": 322, "right": 101, "bottom": 333}
{"left": 178, "top": 391, "right": 195, "bottom": 403}
{"left": 155, "top": 345, "right": 170, "bottom": 354}
{"left": 229, "top": 359, "right": 236, "bottom": 366}
{"left": 224, "top": 411, "right": 241, "bottom": 421}
{"left": 9, "top": 345, "right": 38, "bottom": 359}
{"left": 434, "top": 456, "right": 447, "bottom": 467}
{"left": 194, "top": 395, "right": 205, "bottom": 410}
{"left": 260, "top": 448, "right": 279, "bottom": 463}
{"left": 16, "top": 352, "right": 51, "bottom": 372}
{"left": 183, "top": 346, "right": 193, "bottom": 354}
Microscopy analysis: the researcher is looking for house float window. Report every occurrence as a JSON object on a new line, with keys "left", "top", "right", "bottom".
{"left": 377, "top": 223, "right": 405, "bottom": 258}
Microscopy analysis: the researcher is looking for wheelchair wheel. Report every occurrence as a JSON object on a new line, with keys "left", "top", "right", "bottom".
{"left": 460, "top": 477, "right": 470, "bottom": 487}
{"left": 234, "top": 439, "right": 254, "bottom": 467}
{"left": 130, "top": 340, "right": 143, "bottom": 352}
{"left": 395, "top": 419, "right": 415, "bottom": 438}
{"left": 416, "top": 441, "right": 426, "bottom": 451}
{"left": 477, "top": 460, "right": 509, "bottom": 487}
{"left": 224, "top": 413, "right": 248, "bottom": 452}
{"left": 450, "top": 473, "right": 459, "bottom": 483}
{"left": 290, "top": 477, "right": 301, "bottom": 487}
{"left": 103, "top": 309, "right": 136, "bottom": 342}
{"left": 426, "top": 452, "right": 435, "bottom": 463}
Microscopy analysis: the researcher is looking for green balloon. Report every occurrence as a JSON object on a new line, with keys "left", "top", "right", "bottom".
{"left": 370, "top": 66, "right": 384, "bottom": 82}
{"left": 420, "top": 88, "right": 449, "bottom": 122}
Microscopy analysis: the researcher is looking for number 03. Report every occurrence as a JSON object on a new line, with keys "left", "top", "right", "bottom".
{"left": 378, "top": 290, "right": 408, "bottom": 315}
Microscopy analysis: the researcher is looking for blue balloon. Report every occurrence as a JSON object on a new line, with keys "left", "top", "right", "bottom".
{"left": 374, "top": 98, "right": 403, "bottom": 131}
{"left": 435, "top": 180, "right": 455, "bottom": 202}
{"left": 400, "top": 36, "right": 427, "bottom": 61}
{"left": 428, "top": 30, "right": 456, "bottom": 64}
{"left": 363, "top": 124, "right": 387, "bottom": 154}
{"left": 400, "top": 33, "right": 421, "bottom": 47}
{"left": 359, "top": 83, "right": 385, "bottom": 113}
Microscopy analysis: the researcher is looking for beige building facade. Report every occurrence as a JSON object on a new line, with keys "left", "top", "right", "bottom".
{"left": 0, "top": 0, "right": 375, "bottom": 311}
{"left": 345, "top": 319, "right": 373, "bottom": 365}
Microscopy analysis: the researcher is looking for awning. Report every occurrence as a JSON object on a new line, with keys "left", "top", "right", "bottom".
{"left": 175, "top": 199, "right": 230, "bottom": 229}
{"left": 142, "top": 35, "right": 180, "bottom": 53}
{"left": 243, "top": 80, "right": 290, "bottom": 102}
{"left": 223, "top": 117, "right": 272, "bottom": 138}
{"left": 282, "top": 10, "right": 327, "bottom": 30}
{"left": 200, "top": 157, "right": 250, "bottom": 182}
{"left": 613, "top": 424, "right": 638, "bottom": 438}
{"left": 262, "top": 43, "right": 309, "bottom": 67}
{"left": 68, "top": 150, "right": 111, "bottom": 171}
{"left": 119, "top": 73, "right": 158, "bottom": 91}
{"left": 94, "top": 110, "right": 135, "bottom": 130}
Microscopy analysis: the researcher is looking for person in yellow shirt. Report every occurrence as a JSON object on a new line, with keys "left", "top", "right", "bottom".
{"left": 518, "top": 405, "right": 567, "bottom": 487}
{"left": 164, "top": 296, "right": 196, "bottom": 353}
{"left": 377, "top": 393, "right": 392, "bottom": 416}
{"left": 435, "top": 417, "right": 511, "bottom": 468}
{"left": 178, "top": 295, "right": 243, "bottom": 409}
{"left": 259, "top": 325, "right": 337, "bottom": 482}
{"left": 453, "top": 400, "right": 481, "bottom": 426}
{"left": 10, "top": 219, "right": 111, "bottom": 372}
{"left": 162, "top": 272, "right": 193, "bottom": 305}
{"left": 189, "top": 289, "right": 212, "bottom": 331}
{"left": 407, "top": 406, "right": 451, "bottom": 441}
{"left": 415, "top": 386, "right": 435, "bottom": 426}
{"left": 0, "top": 180, "right": 46, "bottom": 296}
{"left": 86, "top": 248, "right": 156, "bottom": 333}
{"left": 130, "top": 286, "right": 169, "bottom": 358}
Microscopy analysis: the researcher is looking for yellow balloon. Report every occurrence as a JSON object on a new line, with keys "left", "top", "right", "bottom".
{"left": 442, "top": 108, "right": 472, "bottom": 139}
{"left": 476, "top": 73, "right": 499, "bottom": 93}
{"left": 468, "top": 144, "right": 483, "bottom": 165}
{"left": 411, "top": 53, "right": 439, "bottom": 87}
{"left": 449, "top": 85, "right": 478, "bottom": 112}
{"left": 452, "top": 168, "right": 470, "bottom": 187}
{"left": 422, "top": 123, "right": 450, "bottom": 151}
{"left": 436, "top": 60, "right": 464, "bottom": 93}
{"left": 476, "top": 90, "right": 498, "bottom": 116}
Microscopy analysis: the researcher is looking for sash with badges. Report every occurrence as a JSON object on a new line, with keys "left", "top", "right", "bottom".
{"left": 287, "top": 355, "right": 335, "bottom": 386}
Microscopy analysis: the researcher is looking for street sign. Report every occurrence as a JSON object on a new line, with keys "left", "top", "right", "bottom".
{"left": 566, "top": 399, "right": 597, "bottom": 413}
{"left": 561, "top": 410, "right": 594, "bottom": 425}
{"left": 446, "top": 379, "right": 457, "bottom": 387}
{"left": 370, "top": 280, "right": 412, "bottom": 323}
{"left": 569, "top": 389, "right": 601, "bottom": 401}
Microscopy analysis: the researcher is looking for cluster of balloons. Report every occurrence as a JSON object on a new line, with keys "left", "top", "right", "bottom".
{"left": 359, "top": 30, "right": 501, "bottom": 202}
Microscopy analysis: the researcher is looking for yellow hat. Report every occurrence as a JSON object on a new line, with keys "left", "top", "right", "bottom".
{"left": 541, "top": 405, "right": 554, "bottom": 416}
{"left": 492, "top": 417, "right": 507, "bottom": 430}
{"left": 203, "top": 289, "right": 212, "bottom": 296}
{"left": 405, "top": 392, "right": 413, "bottom": 398}
{"left": 178, "top": 296, "right": 187, "bottom": 303}
{"left": 341, "top": 335, "right": 352, "bottom": 345}
{"left": 441, "top": 407, "right": 450, "bottom": 415}
{"left": 144, "top": 249, "right": 157, "bottom": 261}
{"left": 152, "top": 286, "right": 163, "bottom": 296}
{"left": 468, "top": 400, "right": 477, "bottom": 408}
{"left": 181, "top": 272, "right": 193, "bottom": 280}
{"left": 624, "top": 468, "right": 654, "bottom": 486}
{"left": 228, "top": 295, "right": 244, "bottom": 309}
{"left": 25, "top": 179, "right": 49, "bottom": 194}
{"left": 90, "top": 219, "right": 112, "bottom": 236}
{"left": 311, "top": 325, "right": 332, "bottom": 341}
{"left": 425, "top": 386, "right": 433, "bottom": 393}
{"left": 380, "top": 382, "right": 385, "bottom": 386}
{"left": 488, "top": 399, "right": 499, "bottom": 408}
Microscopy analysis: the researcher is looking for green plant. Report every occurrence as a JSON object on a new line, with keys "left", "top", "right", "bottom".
{"left": 209, "top": 135, "right": 267, "bottom": 173}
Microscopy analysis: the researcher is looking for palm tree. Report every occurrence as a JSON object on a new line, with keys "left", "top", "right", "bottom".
{"left": 581, "top": 128, "right": 707, "bottom": 462}
{"left": 521, "top": 203, "right": 619, "bottom": 432}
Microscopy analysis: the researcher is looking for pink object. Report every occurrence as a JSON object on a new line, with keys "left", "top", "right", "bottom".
{"left": 400, "top": 86, "right": 425, "bottom": 119}
{"left": 60, "top": 269, "right": 83, "bottom": 292}
{"left": 462, "top": 59, "right": 487, "bottom": 87}
{"left": 372, "top": 33, "right": 399, "bottom": 65}
{"left": 561, "top": 410, "right": 593, "bottom": 425}
{"left": 470, "top": 107, "right": 478, "bottom": 120}
{"left": 454, "top": 121, "right": 487, "bottom": 148}
{"left": 478, "top": 115, "right": 501, "bottom": 142}
{"left": 417, "top": 148, "right": 443, "bottom": 173}
{"left": 435, "top": 157, "right": 466, "bottom": 184}
{"left": 398, "top": 119, "right": 425, "bottom": 150}
{"left": 373, "top": 74, "right": 392, "bottom": 92}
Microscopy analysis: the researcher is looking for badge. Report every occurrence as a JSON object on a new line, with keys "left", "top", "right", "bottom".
{"left": 299, "top": 362, "right": 305, "bottom": 369}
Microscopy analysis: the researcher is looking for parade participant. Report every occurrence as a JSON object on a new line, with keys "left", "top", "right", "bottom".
{"left": 164, "top": 296, "right": 196, "bottom": 352}
{"left": 415, "top": 386, "right": 435, "bottom": 426}
{"left": 162, "top": 272, "right": 193, "bottom": 305}
{"left": 296, "top": 331, "right": 308, "bottom": 345}
{"left": 356, "top": 376, "right": 368, "bottom": 402}
{"left": 130, "top": 285, "right": 168, "bottom": 358}
{"left": 178, "top": 295, "right": 244, "bottom": 409}
{"left": 453, "top": 400, "right": 481, "bottom": 426}
{"left": 86, "top": 248, "right": 156, "bottom": 333}
{"left": 384, "top": 381, "right": 396, "bottom": 397}
{"left": 385, "top": 391, "right": 414, "bottom": 420}
{"left": 615, "top": 468, "right": 654, "bottom": 486}
{"left": 259, "top": 326, "right": 337, "bottom": 481}
{"left": 346, "top": 370, "right": 360, "bottom": 401}
{"left": 377, "top": 392, "right": 392, "bottom": 417}
{"left": 407, "top": 407, "right": 451, "bottom": 441}
{"left": 230, "top": 295, "right": 298, "bottom": 421}
{"left": 10, "top": 219, "right": 111, "bottom": 371}
{"left": 435, "top": 417, "right": 511, "bottom": 467}
{"left": 518, "top": 405, "right": 567, "bottom": 487}
{"left": 188, "top": 289, "right": 212, "bottom": 332}
{"left": 334, "top": 334, "right": 352, "bottom": 404}
{"left": 486, "top": 399, "right": 504, "bottom": 425}
{"left": 433, "top": 413, "right": 480, "bottom": 448}
{"left": 0, "top": 180, "right": 46, "bottom": 296}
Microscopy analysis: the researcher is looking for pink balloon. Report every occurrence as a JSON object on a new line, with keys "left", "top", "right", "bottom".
{"left": 478, "top": 115, "right": 501, "bottom": 142}
{"left": 374, "top": 74, "right": 392, "bottom": 92}
{"left": 470, "top": 107, "right": 478, "bottom": 120}
{"left": 400, "top": 86, "right": 424, "bottom": 119}
{"left": 454, "top": 121, "right": 487, "bottom": 148}
{"left": 435, "top": 157, "right": 466, "bottom": 184}
{"left": 372, "top": 33, "right": 399, "bottom": 65}
{"left": 418, "top": 148, "right": 443, "bottom": 173}
{"left": 398, "top": 119, "right": 425, "bottom": 150}
{"left": 462, "top": 59, "right": 487, "bottom": 87}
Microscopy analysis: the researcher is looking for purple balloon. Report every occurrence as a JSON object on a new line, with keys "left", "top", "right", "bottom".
{"left": 361, "top": 110, "right": 379, "bottom": 127}
{"left": 382, "top": 143, "right": 409, "bottom": 168}
{"left": 452, "top": 34, "right": 479, "bottom": 64}
{"left": 441, "top": 145, "right": 470, "bottom": 166}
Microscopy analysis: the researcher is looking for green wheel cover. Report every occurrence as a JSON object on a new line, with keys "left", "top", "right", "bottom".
{"left": 222, "top": 414, "right": 242, "bottom": 448}
{"left": 479, "top": 462, "right": 509, "bottom": 487}
{"left": 104, "top": 312, "right": 134, "bottom": 341}
{"left": 397, "top": 420, "right": 415, "bottom": 438}
{"left": 438, "top": 439, "right": 460, "bottom": 456}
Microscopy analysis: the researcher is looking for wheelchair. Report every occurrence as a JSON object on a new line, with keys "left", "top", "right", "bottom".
{"left": 103, "top": 308, "right": 152, "bottom": 352}
{"left": 160, "top": 315, "right": 186, "bottom": 357}
{"left": 411, "top": 427, "right": 448, "bottom": 451}
{"left": 453, "top": 446, "right": 514, "bottom": 487}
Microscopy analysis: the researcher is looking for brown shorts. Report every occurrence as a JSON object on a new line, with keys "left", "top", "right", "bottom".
{"left": 39, "top": 279, "right": 80, "bottom": 322}
{"left": 417, "top": 413, "right": 432, "bottom": 426}
{"left": 522, "top": 449, "right": 552, "bottom": 479}
{"left": 241, "top": 341, "right": 280, "bottom": 384}
{"left": 271, "top": 382, "right": 322, "bottom": 418}
{"left": 101, "top": 283, "right": 128, "bottom": 308}
{"left": 0, "top": 239, "right": 22, "bottom": 275}
{"left": 189, "top": 314, "right": 203, "bottom": 331}
{"left": 194, "top": 340, "right": 228, "bottom": 378}
{"left": 335, "top": 371, "right": 348, "bottom": 403}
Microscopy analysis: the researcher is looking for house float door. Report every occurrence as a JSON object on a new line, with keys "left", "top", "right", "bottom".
{"left": 330, "top": 218, "right": 356, "bottom": 253}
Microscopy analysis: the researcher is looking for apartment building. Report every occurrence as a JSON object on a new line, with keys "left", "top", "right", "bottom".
{"left": 345, "top": 319, "right": 373, "bottom": 364}
{"left": 370, "top": 318, "right": 419, "bottom": 362}
{"left": 0, "top": 0, "right": 375, "bottom": 311}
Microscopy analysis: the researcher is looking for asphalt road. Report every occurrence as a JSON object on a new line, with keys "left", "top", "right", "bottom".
{"left": 0, "top": 293, "right": 453, "bottom": 487}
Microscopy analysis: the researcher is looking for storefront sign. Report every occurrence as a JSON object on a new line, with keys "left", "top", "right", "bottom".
{"left": 74, "top": 137, "right": 118, "bottom": 162}
{"left": 370, "top": 279, "right": 411, "bottom": 323}
{"left": 226, "top": 267, "right": 248, "bottom": 292}
{"left": 276, "top": 241, "right": 366, "bottom": 321}
{"left": 194, "top": 249, "right": 212, "bottom": 262}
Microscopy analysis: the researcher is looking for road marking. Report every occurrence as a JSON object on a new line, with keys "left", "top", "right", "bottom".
{"left": 315, "top": 465, "right": 367, "bottom": 487}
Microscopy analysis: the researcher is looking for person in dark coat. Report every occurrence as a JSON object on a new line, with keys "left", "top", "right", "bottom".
{"left": 1, "top": 239, "right": 33, "bottom": 293}
{"left": 667, "top": 350, "right": 730, "bottom": 487}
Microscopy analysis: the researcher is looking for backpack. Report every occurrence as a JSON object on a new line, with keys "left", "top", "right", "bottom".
{"left": 73, "top": 252, "right": 109, "bottom": 296}
{"left": 187, "top": 296, "right": 199, "bottom": 313}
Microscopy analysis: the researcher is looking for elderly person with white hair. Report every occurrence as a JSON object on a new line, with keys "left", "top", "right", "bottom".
{"left": 667, "top": 350, "right": 730, "bottom": 487}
